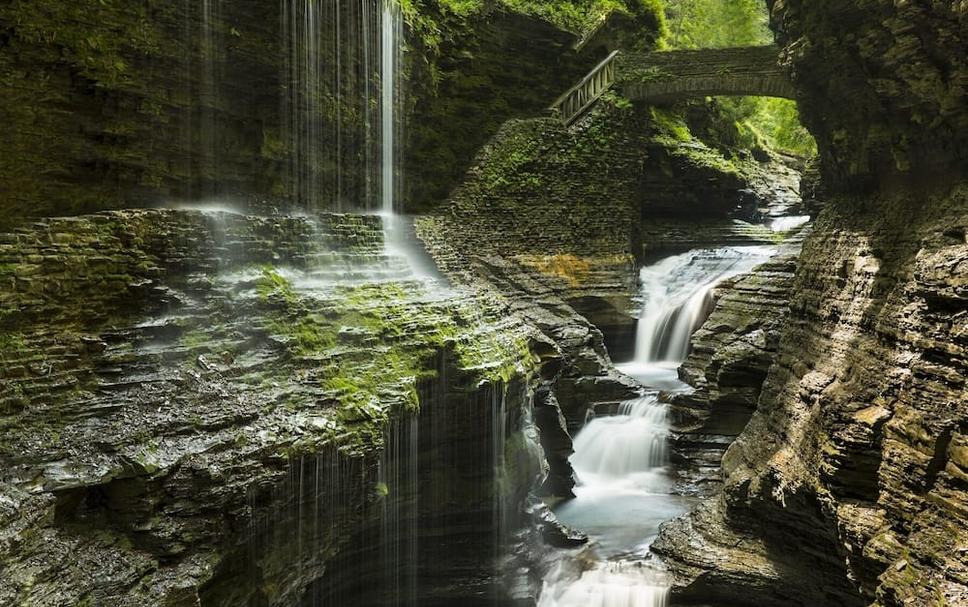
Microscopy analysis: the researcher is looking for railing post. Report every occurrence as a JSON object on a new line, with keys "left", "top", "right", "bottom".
{"left": 550, "top": 50, "right": 621, "bottom": 126}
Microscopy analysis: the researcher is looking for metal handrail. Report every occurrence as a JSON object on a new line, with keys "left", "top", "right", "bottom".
{"left": 550, "top": 50, "right": 620, "bottom": 126}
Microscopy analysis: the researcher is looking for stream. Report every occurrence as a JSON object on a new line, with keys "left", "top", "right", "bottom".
{"left": 538, "top": 245, "right": 779, "bottom": 606}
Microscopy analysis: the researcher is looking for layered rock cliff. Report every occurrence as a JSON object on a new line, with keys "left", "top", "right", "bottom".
{"left": 654, "top": 2, "right": 968, "bottom": 606}
{"left": 769, "top": 0, "right": 968, "bottom": 189}
{"left": 0, "top": 210, "right": 552, "bottom": 606}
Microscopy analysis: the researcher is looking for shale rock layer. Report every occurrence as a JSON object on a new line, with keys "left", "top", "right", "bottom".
{"left": 655, "top": 186, "right": 968, "bottom": 607}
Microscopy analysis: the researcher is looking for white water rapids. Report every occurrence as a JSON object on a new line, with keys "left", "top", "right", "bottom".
{"left": 616, "top": 246, "right": 775, "bottom": 386}
{"left": 541, "top": 245, "right": 777, "bottom": 607}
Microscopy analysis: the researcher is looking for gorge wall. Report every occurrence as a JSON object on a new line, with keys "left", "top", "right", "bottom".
{"left": 654, "top": 2, "right": 968, "bottom": 606}
{"left": 769, "top": 0, "right": 968, "bottom": 189}
{"left": 0, "top": 0, "right": 603, "bottom": 224}
{"left": 0, "top": 210, "right": 553, "bottom": 606}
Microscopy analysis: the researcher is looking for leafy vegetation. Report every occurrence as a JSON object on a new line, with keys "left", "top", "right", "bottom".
{"left": 659, "top": 0, "right": 817, "bottom": 157}
{"left": 400, "top": 0, "right": 664, "bottom": 40}
{"left": 663, "top": 0, "right": 769, "bottom": 49}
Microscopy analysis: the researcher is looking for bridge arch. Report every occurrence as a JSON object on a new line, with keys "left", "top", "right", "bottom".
{"left": 552, "top": 45, "right": 796, "bottom": 125}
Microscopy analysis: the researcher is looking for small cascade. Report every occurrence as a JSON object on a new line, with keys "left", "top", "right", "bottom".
{"left": 616, "top": 246, "right": 775, "bottom": 387}
{"left": 555, "top": 395, "right": 685, "bottom": 558}
{"left": 539, "top": 562, "right": 670, "bottom": 607}
{"left": 571, "top": 397, "right": 670, "bottom": 489}
{"left": 630, "top": 247, "right": 774, "bottom": 364}
{"left": 543, "top": 248, "right": 779, "bottom": 604}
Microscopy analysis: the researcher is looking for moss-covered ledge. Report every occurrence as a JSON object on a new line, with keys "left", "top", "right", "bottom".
{"left": 0, "top": 209, "right": 554, "bottom": 606}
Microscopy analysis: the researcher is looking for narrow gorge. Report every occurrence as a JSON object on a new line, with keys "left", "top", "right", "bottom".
{"left": 0, "top": 1, "right": 964, "bottom": 606}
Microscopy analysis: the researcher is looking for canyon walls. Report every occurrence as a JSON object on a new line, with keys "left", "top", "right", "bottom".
{"left": 0, "top": 210, "right": 551, "bottom": 606}
{"left": 654, "top": 2, "right": 968, "bottom": 606}
{"left": 768, "top": 0, "right": 968, "bottom": 190}
{"left": 0, "top": 0, "right": 599, "bottom": 224}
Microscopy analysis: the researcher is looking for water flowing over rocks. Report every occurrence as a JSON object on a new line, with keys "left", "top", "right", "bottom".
{"left": 2, "top": 0, "right": 966, "bottom": 605}
{"left": 647, "top": 2, "right": 968, "bottom": 605}
{"left": 0, "top": 209, "right": 552, "bottom": 606}
{"left": 655, "top": 186, "right": 968, "bottom": 606}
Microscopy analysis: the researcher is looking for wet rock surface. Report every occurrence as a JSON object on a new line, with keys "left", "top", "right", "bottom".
{"left": 769, "top": 0, "right": 968, "bottom": 189}
{"left": 0, "top": 209, "right": 549, "bottom": 606}
{"left": 655, "top": 187, "right": 968, "bottom": 606}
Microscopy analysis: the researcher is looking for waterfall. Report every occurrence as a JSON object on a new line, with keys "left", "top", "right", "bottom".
{"left": 282, "top": 0, "right": 325, "bottom": 208}
{"left": 570, "top": 397, "right": 669, "bottom": 489}
{"left": 178, "top": 1, "right": 400, "bottom": 211}
{"left": 201, "top": 0, "right": 221, "bottom": 192}
{"left": 381, "top": 0, "right": 401, "bottom": 215}
{"left": 540, "top": 249, "right": 782, "bottom": 604}
{"left": 623, "top": 246, "right": 775, "bottom": 370}
{"left": 280, "top": 0, "right": 383, "bottom": 211}
{"left": 181, "top": 0, "right": 223, "bottom": 198}
{"left": 538, "top": 562, "right": 670, "bottom": 607}
{"left": 379, "top": 415, "right": 419, "bottom": 607}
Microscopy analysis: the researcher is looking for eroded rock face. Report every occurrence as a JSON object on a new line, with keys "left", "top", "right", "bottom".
{"left": 768, "top": 0, "right": 968, "bottom": 189}
{"left": 668, "top": 250, "right": 801, "bottom": 497}
{"left": 651, "top": 3, "right": 968, "bottom": 604}
{"left": 0, "top": 210, "right": 549, "bottom": 606}
{"left": 656, "top": 187, "right": 968, "bottom": 606}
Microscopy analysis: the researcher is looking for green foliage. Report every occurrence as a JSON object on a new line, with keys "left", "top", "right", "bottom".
{"left": 743, "top": 98, "right": 818, "bottom": 157}
{"left": 697, "top": 96, "right": 817, "bottom": 158}
{"left": 270, "top": 315, "right": 339, "bottom": 355}
{"left": 657, "top": 0, "right": 816, "bottom": 157}
{"left": 400, "top": 0, "right": 664, "bottom": 54}
{"left": 256, "top": 267, "right": 297, "bottom": 304}
{"left": 650, "top": 108, "right": 691, "bottom": 142}
{"left": 663, "top": 0, "right": 770, "bottom": 49}
{"left": 650, "top": 108, "right": 743, "bottom": 175}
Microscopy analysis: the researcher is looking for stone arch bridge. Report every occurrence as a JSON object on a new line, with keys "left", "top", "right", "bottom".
{"left": 552, "top": 45, "right": 796, "bottom": 125}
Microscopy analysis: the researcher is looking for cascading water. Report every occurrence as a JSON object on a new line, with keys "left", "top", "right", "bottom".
{"left": 543, "top": 246, "right": 777, "bottom": 606}
{"left": 571, "top": 397, "right": 670, "bottom": 488}
{"left": 617, "top": 246, "right": 775, "bottom": 386}
{"left": 553, "top": 395, "right": 687, "bottom": 558}
{"left": 381, "top": 0, "right": 401, "bottom": 216}
{"left": 539, "top": 562, "right": 670, "bottom": 607}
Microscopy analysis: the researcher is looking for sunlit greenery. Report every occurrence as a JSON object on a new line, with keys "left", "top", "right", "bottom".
{"left": 400, "top": 0, "right": 664, "bottom": 50}
{"left": 664, "top": 0, "right": 769, "bottom": 48}
{"left": 660, "top": 0, "right": 817, "bottom": 157}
